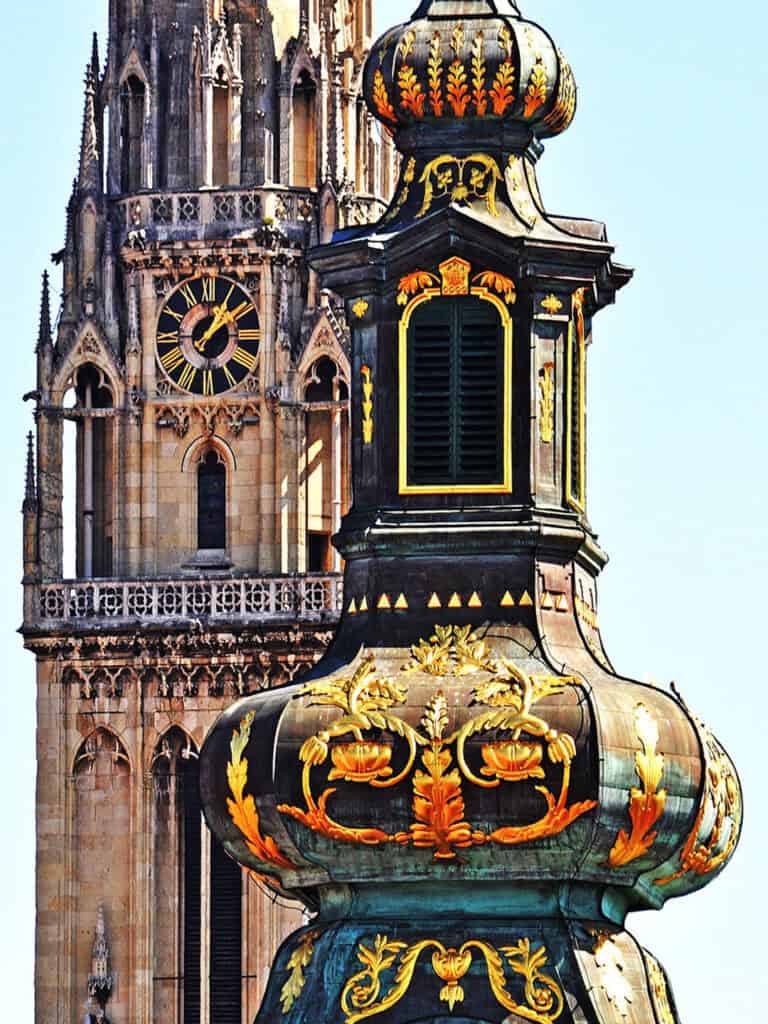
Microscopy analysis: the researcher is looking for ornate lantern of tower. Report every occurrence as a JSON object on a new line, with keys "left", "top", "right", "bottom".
{"left": 200, "top": 2, "right": 742, "bottom": 1022}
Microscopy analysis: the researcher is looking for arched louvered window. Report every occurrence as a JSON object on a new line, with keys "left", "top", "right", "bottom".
{"left": 400, "top": 295, "right": 511, "bottom": 493}
{"left": 197, "top": 451, "right": 226, "bottom": 549}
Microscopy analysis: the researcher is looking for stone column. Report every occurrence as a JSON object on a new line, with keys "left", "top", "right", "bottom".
{"left": 331, "top": 391, "right": 342, "bottom": 572}
{"left": 82, "top": 381, "right": 94, "bottom": 578}
{"left": 230, "top": 82, "right": 243, "bottom": 186}
{"left": 201, "top": 73, "right": 214, "bottom": 187}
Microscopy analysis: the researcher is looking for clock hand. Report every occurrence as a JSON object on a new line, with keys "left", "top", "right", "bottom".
{"left": 194, "top": 303, "right": 228, "bottom": 352}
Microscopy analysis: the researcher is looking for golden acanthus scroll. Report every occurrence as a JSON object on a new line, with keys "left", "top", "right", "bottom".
{"left": 607, "top": 703, "right": 667, "bottom": 867}
{"left": 276, "top": 626, "right": 597, "bottom": 860}
{"left": 340, "top": 933, "right": 564, "bottom": 1024}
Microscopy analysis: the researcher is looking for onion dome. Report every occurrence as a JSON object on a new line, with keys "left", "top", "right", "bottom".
{"left": 363, "top": 0, "right": 576, "bottom": 143}
{"left": 201, "top": 629, "right": 741, "bottom": 907}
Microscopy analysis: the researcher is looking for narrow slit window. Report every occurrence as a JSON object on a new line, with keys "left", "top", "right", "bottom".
{"left": 197, "top": 451, "right": 226, "bottom": 549}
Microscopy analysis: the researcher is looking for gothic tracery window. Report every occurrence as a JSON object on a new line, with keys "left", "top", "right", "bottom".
{"left": 120, "top": 75, "right": 145, "bottom": 192}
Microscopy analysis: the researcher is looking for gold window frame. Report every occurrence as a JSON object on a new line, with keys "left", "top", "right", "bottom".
{"left": 398, "top": 287, "right": 513, "bottom": 495}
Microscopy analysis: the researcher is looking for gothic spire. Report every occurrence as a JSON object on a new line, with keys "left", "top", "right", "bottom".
{"left": 36, "top": 271, "right": 52, "bottom": 352}
{"left": 78, "top": 64, "right": 101, "bottom": 193}
{"left": 90, "top": 31, "right": 100, "bottom": 84}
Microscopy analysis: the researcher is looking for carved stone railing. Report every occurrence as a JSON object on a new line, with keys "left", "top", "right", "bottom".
{"left": 29, "top": 574, "right": 343, "bottom": 628}
{"left": 113, "top": 185, "right": 386, "bottom": 239}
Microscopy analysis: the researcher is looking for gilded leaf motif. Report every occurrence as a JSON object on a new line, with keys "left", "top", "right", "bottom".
{"left": 372, "top": 69, "right": 397, "bottom": 129}
{"left": 471, "top": 32, "right": 488, "bottom": 115}
{"left": 428, "top": 33, "right": 444, "bottom": 116}
{"left": 524, "top": 57, "right": 548, "bottom": 118}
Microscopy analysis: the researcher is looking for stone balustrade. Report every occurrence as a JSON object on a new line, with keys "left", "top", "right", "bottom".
{"left": 113, "top": 185, "right": 386, "bottom": 238}
{"left": 29, "top": 574, "right": 343, "bottom": 628}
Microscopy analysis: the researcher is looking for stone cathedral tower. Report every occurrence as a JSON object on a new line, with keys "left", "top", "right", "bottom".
{"left": 21, "top": 2, "right": 392, "bottom": 1023}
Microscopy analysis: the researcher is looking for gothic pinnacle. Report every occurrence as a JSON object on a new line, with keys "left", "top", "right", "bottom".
{"left": 90, "top": 31, "right": 100, "bottom": 84}
{"left": 36, "top": 271, "right": 52, "bottom": 352}
{"left": 24, "top": 432, "right": 36, "bottom": 505}
{"left": 78, "top": 64, "right": 101, "bottom": 193}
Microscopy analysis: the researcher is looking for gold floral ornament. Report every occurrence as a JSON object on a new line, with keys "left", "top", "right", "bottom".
{"left": 428, "top": 32, "right": 444, "bottom": 115}
{"left": 471, "top": 32, "right": 488, "bottom": 115}
{"left": 538, "top": 363, "right": 554, "bottom": 444}
{"left": 543, "top": 50, "right": 577, "bottom": 134}
{"left": 360, "top": 365, "right": 374, "bottom": 444}
{"left": 472, "top": 270, "right": 516, "bottom": 305}
{"left": 447, "top": 24, "right": 470, "bottom": 116}
{"left": 490, "top": 26, "right": 516, "bottom": 115}
{"left": 655, "top": 709, "right": 741, "bottom": 887}
{"left": 278, "top": 627, "right": 596, "bottom": 860}
{"left": 351, "top": 298, "right": 369, "bottom": 320}
{"left": 541, "top": 294, "right": 563, "bottom": 314}
{"left": 397, "top": 269, "right": 439, "bottom": 305}
{"left": 608, "top": 704, "right": 667, "bottom": 868}
{"left": 226, "top": 711, "right": 297, "bottom": 871}
{"left": 592, "top": 932, "right": 632, "bottom": 1019}
{"left": 505, "top": 155, "right": 538, "bottom": 228}
{"left": 340, "top": 933, "right": 564, "bottom": 1024}
{"left": 372, "top": 69, "right": 397, "bottom": 132}
{"left": 277, "top": 658, "right": 426, "bottom": 846}
{"left": 524, "top": 57, "right": 548, "bottom": 118}
{"left": 381, "top": 157, "right": 416, "bottom": 225}
{"left": 439, "top": 256, "right": 471, "bottom": 296}
{"left": 416, "top": 154, "right": 502, "bottom": 218}
{"left": 280, "top": 929, "right": 321, "bottom": 1013}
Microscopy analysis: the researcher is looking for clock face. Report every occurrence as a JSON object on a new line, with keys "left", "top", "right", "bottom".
{"left": 155, "top": 275, "right": 260, "bottom": 395}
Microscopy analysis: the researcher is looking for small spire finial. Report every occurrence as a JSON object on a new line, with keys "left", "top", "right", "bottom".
{"left": 24, "top": 432, "right": 36, "bottom": 504}
{"left": 90, "top": 31, "right": 100, "bottom": 82}
{"left": 37, "top": 271, "right": 52, "bottom": 352}
{"left": 78, "top": 64, "right": 101, "bottom": 193}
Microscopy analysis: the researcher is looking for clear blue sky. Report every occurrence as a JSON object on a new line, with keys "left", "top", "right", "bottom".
{"left": 1, "top": 1, "right": 765, "bottom": 1019}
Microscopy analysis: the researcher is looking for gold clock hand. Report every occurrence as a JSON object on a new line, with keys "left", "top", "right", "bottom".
{"left": 194, "top": 304, "right": 228, "bottom": 352}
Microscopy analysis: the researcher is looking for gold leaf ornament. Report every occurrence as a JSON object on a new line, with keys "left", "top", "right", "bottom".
{"left": 226, "top": 712, "right": 297, "bottom": 871}
{"left": 277, "top": 634, "right": 596, "bottom": 861}
{"left": 280, "top": 929, "right": 321, "bottom": 1013}
{"left": 340, "top": 934, "right": 564, "bottom": 1024}
{"left": 428, "top": 32, "right": 444, "bottom": 115}
{"left": 372, "top": 68, "right": 398, "bottom": 129}
{"left": 472, "top": 270, "right": 517, "bottom": 305}
{"left": 608, "top": 704, "right": 667, "bottom": 868}
{"left": 471, "top": 32, "right": 488, "bottom": 115}
{"left": 416, "top": 154, "right": 502, "bottom": 219}
{"left": 524, "top": 57, "right": 548, "bottom": 118}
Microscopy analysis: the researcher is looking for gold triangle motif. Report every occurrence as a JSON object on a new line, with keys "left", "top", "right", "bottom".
{"left": 540, "top": 592, "right": 554, "bottom": 610}
{"left": 359, "top": 596, "right": 369, "bottom": 612}
{"left": 377, "top": 593, "right": 392, "bottom": 610}
{"left": 500, "top": 591, "right": 516, "bottom": 607}
{"left": 556, "top": 594, "right": 569, "bottom": 612}
{"left": 519, "top": 590, "right": 533, "bottom": 607}
{"left": 427, "top": 593, "right": 442, "bottom": 609}
{"left": 468, "top": 592, "right": 482, "bottom": 608}
{"left": 448, "top": 592, "right": 462, "bottom": 608}
{"left": 394, "top": 593, "right": 409, "bottom": 610}
{"left": 348, "top": 598, "right": 357, "bottom": 615}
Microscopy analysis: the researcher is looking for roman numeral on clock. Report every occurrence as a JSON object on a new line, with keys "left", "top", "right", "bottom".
{"left": 231, "top": 346, "right": 257, "bottom": 371}
{"left": 163, "top": 305, "right": 184, "bottom": 322}
{"left": 201, "top": 277, "right": 216, "bottom": 303}
{"left": 238, "top": 328, "right": 261, "bottom": 341}
{"left": 203, "top": 369, "right": 215, "bottom": 397}
{"left": 178, "top": 362, "right": 197, "bottom": 391}
{"left": 179, "top": 282, "right": 197, "bottom": 309}
{"left": 157, "top": 331, "right": 177, "bottom": 344}
{"left": 160, "top": 346, "right": 185, "bottom": 373}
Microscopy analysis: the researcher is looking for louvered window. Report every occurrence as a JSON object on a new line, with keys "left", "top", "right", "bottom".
{"left": 406, "top": 297, "right": 504, "bottom": 488}
{"left": 209, "top": 838, "right": 242, "bottom": 1022}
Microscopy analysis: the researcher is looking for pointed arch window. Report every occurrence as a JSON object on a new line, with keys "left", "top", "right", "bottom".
{"left": 197, "top": 450, "right": 227, "bottom": 550}
{"left": 120, "top": 75, "right": 145, "bottom": 192}
{"left": 212, "top": 66, "right": 231, "bottom": 186}
{"left": 291, "top": 71, "right": 317, "bottom": 188}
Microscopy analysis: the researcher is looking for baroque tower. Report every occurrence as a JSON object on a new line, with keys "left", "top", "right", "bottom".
{"left": 22, "top": 2, "right": 392, "bottom": 1022}
{"left": 200, "top": 1, "right": 743, "bottom": 1023}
